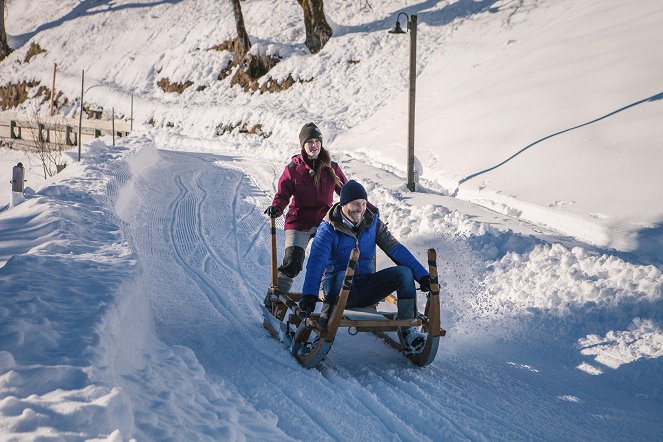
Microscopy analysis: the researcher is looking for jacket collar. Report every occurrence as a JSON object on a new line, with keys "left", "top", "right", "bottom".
{"left": 324, "top": 203, "right": 374, "bottom": 238}
{"left": 292, "top": 154, "right": 315, "bottom": 173}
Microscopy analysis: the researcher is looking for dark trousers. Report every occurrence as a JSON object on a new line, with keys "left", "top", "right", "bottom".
{"left": 323, "top": 265, "right": 416, "bottom": 308}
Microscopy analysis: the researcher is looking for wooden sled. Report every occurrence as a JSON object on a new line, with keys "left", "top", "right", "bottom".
{"left": 261, "top": 218, "right": 445, "bottom": 369}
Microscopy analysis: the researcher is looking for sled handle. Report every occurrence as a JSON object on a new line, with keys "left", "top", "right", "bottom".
{"left": 426, "top": 248, "right": 443, "bottom": 337}
{"left": 270, "top": 217, "right": 278, "bottom": 289}
{"left": 325, "top": 248, "right": 360, "bottom": 340}
{"left": 427, "top": 248, "right": 440, "bottom": 295}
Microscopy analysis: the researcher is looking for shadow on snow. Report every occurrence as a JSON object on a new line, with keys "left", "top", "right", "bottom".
{"left": 458, "top": 91, "right": 663, "bottom": 187}
{"left": 10, "top": 0, "right": 183, "bottom": 48}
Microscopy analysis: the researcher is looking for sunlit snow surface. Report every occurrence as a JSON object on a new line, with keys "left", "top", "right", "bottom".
{"left": 1, "top": 0, "right": 662, "bottom": 440}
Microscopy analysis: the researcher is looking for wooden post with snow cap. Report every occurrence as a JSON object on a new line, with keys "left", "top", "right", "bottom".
{"left": 130, "top": 94, "right": 134, "bottom": 132}
{"left": 11, "top": 163, "right": 25, "bottom": 193}
{"left": 112, "top": 107, "right": 115, "bottom": 146}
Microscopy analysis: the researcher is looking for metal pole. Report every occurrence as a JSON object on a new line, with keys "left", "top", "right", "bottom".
{"left": 407, "top": 15, "right": 417, "bottom": 192}
{"left": 112, "top": 107, "right": 115, "bottom": 146}
{"left": 50, "top": 63, "right": 57, "bottom": 116}
{"left": 78, "top": 70, "right": 84, "bottom": 162}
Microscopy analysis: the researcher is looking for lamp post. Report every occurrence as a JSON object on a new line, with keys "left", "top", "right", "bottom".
{"left": 389, "top": 12, "right": 418, "bottom": 192}
{"left": 77, "top": 71, "right": 104, "bottom": 162}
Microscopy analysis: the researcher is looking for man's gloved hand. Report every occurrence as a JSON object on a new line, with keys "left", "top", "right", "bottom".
{"left": 418, "top": 275, "right": 431, "bottom": 292}
{"left": 264, "top": 206, "right": 281, "bottom": 218}
{"left": 299, "top": 296, "right": 317, "bottom": 315}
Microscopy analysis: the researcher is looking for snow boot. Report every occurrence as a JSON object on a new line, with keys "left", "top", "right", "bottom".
{"left": 400, "top": 327, "right": 426, "bottom": 354}
{"left": 263, "top": 292, "right": 273, "bottom": 310}
{"left": 397, "top": 299, "right": 425, "bottom": 353}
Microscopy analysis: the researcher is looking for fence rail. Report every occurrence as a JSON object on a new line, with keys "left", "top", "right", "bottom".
{"left": 0, "top": 111, "right": 131, "bottom": 149}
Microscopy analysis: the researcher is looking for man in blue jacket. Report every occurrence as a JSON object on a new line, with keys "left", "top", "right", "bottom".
{"left": 299, "top": 180, "right": 431, "bottom": 353}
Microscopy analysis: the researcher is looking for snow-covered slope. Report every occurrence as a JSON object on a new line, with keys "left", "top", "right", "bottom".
{"left": 1, "top": 0, "right": 662, "bottom": 440}
{"left": 335, "top": 0, "right": 663, "bottom": 260}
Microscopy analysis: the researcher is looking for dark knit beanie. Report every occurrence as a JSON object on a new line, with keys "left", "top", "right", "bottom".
{"left": 340, "top": 180, "right": 368, "bottom": 205}
{"left": 299, "top": 122, "right": 323, "bottom": 149}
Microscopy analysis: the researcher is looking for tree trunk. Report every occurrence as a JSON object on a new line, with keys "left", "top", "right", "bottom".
{"left": 296, "top": 0, "right": 332, "bottom": 54}
{"left": 0, "top": 0, "right": 11, "bottom": 61}
{"left": 229, "top": 0, "right": 251, "bottom": 63}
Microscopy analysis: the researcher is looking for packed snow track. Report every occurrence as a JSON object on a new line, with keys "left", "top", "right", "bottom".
{"left": 113, "top": 147, "right": 661, "bottom": 440}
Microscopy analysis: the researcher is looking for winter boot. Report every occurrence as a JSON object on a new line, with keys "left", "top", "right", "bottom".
{"left": 263, "top": 292, "right": 274, "bottom": 310}
{"left": 397, "top": 298, "right": 425, "bottom": 353}
{"left": 400, "top": 327, "right": 426, "bottom": 354}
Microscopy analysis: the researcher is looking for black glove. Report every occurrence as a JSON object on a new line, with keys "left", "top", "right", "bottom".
{"left": 418, "top": 275, "right": 431, "bottom": 292}
{"left": 264, "top": 205, "right": 281, "bottom": 218}
{"left": 299, "top": 296, "right": 317, "bottom": 315}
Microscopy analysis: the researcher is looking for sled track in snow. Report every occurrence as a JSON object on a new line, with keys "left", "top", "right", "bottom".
{"left": 116, "top": 149, "right": 662, "bottom": 441}
{"left": 168, "top": 173, "right": 232, "bottom": 322}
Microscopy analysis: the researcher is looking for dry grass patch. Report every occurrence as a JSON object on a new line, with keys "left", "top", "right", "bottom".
{"left": 157, "top": 77, "right": 193, "bottom": 93}
{"left": 216, "top": 121, "right": 272, "bottom": 139}
{"left": 24, "top": 43, "right": 47, "bottom": 63}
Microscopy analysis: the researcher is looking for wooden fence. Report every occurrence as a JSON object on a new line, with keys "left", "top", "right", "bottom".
{"left": 0, "top": 111, "right": 131, "bottom": 150}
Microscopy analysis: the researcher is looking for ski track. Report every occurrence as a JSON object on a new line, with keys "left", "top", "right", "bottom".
{"left": 122, "top": 149, "right": 438, "bottom": 439}
{"left": 115, "top": 148, "right": 661, "bottom": 440}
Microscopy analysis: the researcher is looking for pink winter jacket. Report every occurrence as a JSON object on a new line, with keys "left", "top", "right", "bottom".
{"left": 271, "top": 154, "right": 348, "bottom": 231}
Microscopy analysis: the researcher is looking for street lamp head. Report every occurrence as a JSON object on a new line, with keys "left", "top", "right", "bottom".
{"left": 388, "top": 12, "right": 408, "bottom": 34}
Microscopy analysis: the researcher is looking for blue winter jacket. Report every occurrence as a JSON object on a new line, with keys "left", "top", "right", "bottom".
{"left": 302, "top": 203, "right": 428, "bottom": 297}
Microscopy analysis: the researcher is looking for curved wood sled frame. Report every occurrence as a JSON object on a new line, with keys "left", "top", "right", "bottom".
{"left": 262, "top": 218, "right": 445, "bottom": 369}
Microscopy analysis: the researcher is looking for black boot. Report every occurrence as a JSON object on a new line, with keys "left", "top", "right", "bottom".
{"left": 397, "top": 299, "right": 425, "bottom": 353}
{"left": 263, "top": 292, "right": 274, "bottom": 310}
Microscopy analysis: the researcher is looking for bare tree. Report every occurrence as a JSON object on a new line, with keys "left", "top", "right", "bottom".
{"left": 0, "top": 0, "right": 11, "bottom": 61}
{"left": 229, "top": 0, "right": 251, "bottom": 63}
{"left": 227, "top": 0, "right": 281, "bottom": 91}
{"left": 296, "top": 0, "right": 332, "bottom": 54}
{"left": 24, "top": 112, "right": 68, "bottom": 179}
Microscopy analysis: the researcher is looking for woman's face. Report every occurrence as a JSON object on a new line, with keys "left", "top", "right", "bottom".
{"left": 304, "top": 138, "right": 321, "bottom": 159}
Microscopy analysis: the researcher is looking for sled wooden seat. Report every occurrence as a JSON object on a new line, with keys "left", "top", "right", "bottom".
{"left": 342, "top": 308, "right": 389, "bottom": 321}
{"left": 339, "top": 308, "right": 422, "bottom": 331}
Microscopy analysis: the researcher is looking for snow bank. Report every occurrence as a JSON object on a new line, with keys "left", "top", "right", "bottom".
{"left": 480, "top": 244, "right": 663, "bottom": 314}
{"left": 0, "top": 140, "right": 138, "bottom": 438}
{"left": 578, "top": 318, "right": 663, "bottom": 370}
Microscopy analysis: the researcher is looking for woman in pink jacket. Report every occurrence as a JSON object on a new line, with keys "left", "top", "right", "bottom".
{"left": 265, "top": 122, "right": 348, "bottom": 294}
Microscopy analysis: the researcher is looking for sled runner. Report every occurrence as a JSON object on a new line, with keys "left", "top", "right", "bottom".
{"left": 261, "top": 218, "right": 445, "bottom": 369}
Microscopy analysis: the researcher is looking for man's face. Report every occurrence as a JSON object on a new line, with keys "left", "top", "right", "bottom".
{"left": 341, "top": 199, "right": 367, "bottom": 224}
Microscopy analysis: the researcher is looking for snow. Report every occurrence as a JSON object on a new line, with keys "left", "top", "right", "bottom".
{"left": 1, "top": 0, "right": 662, "bottom": 439}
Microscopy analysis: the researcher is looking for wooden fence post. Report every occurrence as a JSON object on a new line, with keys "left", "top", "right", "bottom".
{"left": 130, "top": 94, "right": 134, "bottom": 132}
{"left": 112, "top": 107, "right": 115, "bottom": 146}
{"left": 50, "top": 63, "right": 57, "bottom": 116}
